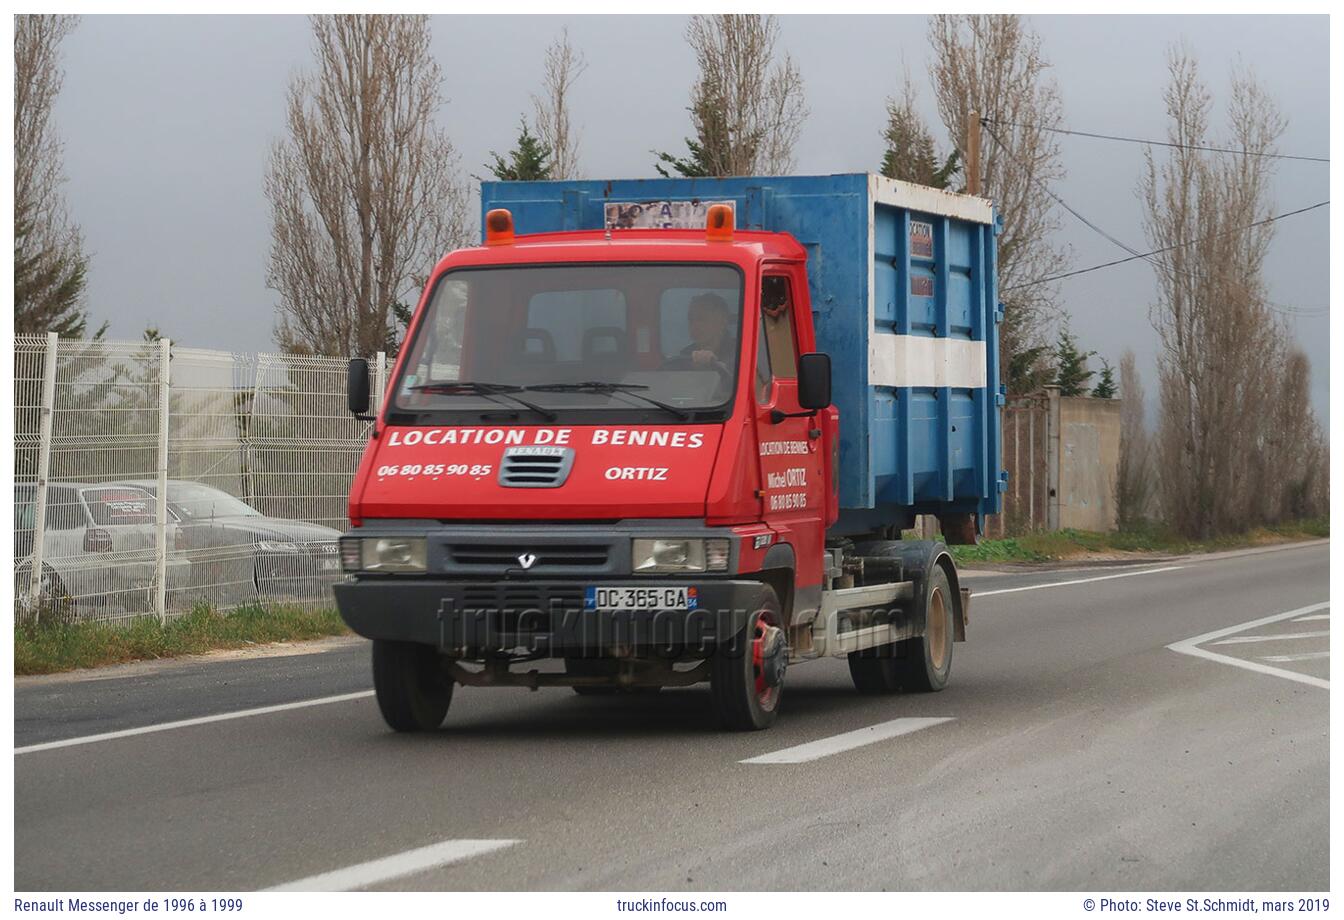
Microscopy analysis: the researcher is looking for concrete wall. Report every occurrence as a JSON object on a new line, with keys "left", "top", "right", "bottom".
{"left": 1047, "top": 388, "right": 1122, "bottom": 532}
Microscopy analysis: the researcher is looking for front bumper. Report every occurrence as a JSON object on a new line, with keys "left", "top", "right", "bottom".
{"left": 332, "top": 577, "right": 774, "bottom": 658}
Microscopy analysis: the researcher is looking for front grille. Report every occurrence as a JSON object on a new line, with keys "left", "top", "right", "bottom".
{"left": 449, "top": 544, "right": 609, "bottom": 568}
{"left": 458, "top": 584, "right": 585, "bottom": 635}
{"left": 498, "top": 446, "right": 575, "bottom": 488}
{"left": 459, "top": 584, "right": 586, "bottom": 610}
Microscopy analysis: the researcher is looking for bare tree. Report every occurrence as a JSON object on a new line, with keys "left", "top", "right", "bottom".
{"left": 14, "top": 14, "right": 94, "bottom": 338}
{"left": 266, "top": 14, "right": 470, "bottom": 357}
{"left": 1255, "top": 348, "right": 1326, "bottom": 524}
{"left": 928, "top": 15, "right": 1067, "bottom": 393}
{"left": 1115, "top": 350, "right": 1153, "bottom": 529}
{"left": 1143, "top": 48, "right": 1297, "bottom": 538}
{"left": 531, "top": 29, "right": 586, "bottom": 180}
{"left": 655, "top": 14, "right": 807, "bottom": 177}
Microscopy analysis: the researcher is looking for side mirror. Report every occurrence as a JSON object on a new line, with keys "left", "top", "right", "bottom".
{"left": 797, "top": 352, "right": 831, "bottom": 410}
{"left": 347, "top": 358, "right": 371, "bottom": 418}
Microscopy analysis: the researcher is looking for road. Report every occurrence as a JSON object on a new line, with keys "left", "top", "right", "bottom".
{"left": 14, "top": 540, "right": 1329, "bottom": 892}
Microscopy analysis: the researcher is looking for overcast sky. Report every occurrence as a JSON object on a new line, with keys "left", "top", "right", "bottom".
{"left": 52, "top": 14, "right": 1330, "bottom": 419}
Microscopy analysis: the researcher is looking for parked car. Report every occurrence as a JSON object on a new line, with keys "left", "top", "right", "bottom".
{"left": 116, "top": 480, "right": 341, "bottom": 607}
{"left": 13, "top": 482, "right": 192, "bottom": 620}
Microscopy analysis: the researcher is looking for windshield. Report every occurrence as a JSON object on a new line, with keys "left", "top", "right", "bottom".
{"left": 165, "top": 484, "right": 261, "bottom": 520}
{"left": 390, "top": 263, "right": 744, "bottom": 422}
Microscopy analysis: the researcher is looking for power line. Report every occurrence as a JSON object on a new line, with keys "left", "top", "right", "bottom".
{"left": 980, "top": 122, "right": 1330, "bottom": 315}
{"left": 1003, "top": 201, "right": 1330, "bottom": 290}
{"left": 982, "top": 117, "right": 1329, "bottom": 163}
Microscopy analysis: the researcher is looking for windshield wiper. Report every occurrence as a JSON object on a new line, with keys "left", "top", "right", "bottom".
{"left": 410, "top": 381, "right": 558, "bottom": 422}
{"left": 524, "top": 381, "right": 691, "bottom": 421}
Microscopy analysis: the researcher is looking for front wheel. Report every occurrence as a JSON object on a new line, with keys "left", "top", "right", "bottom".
{"left": 372, "top": 640, "right": 454, "bottom": 732}
{"left": 711, "top": 587, "right": 787, "bottom": 731}
{"left": 848, "top": 563, "right": 954, "bottom": 694}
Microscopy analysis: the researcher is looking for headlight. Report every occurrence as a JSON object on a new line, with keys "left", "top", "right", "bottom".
{"left": 632, "top": 538, "right": 730, "bottom": 573}
{"left": 256, "top": 540, "right": 301, "bottom": 553}
{"left": 360, "top": 537, "right": 427, "bottom": 573}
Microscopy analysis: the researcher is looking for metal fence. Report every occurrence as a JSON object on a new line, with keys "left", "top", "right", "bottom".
{"left": 13, "top": 334, "right": 1108, "bottom": 622}
{"left": 14, "top": 334, "right": 388, "bottom": 625}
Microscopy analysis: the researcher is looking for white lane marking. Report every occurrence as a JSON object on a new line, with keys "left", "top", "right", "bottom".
{"left": 1211, "top": 630, "right": 1329, "bottom": 646}
{"left": 1166, "top": 602, "right": 1329, "bottom": 690}
{"left": 740, "top": 716, "right": 953, "bottom": 764}
{"left": 267, "top": 838, "right": 520, "bottom": 892}
{"left": 974, "top": 565, "right": 1185, "bottom": 597}
{"left": 1262, "top": 652, "right": 1331, "bottom": 663}
{"left": 14, "top": 690, "right": 375, "bottom": 755}
{"left": 1294, "top": 614, "right": 1330, "bottom": 622}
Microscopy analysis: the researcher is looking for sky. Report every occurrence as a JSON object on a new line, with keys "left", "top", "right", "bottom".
{"left": 52, "top": 14, "right": 1330, "bottom": 420}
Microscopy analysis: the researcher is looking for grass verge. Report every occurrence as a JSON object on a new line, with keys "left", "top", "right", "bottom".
{"left": 15, "top": 603, "right": 349, "bottom": 677}
{"left": 950, "top": 517, "right": 1328, "bottom": 566}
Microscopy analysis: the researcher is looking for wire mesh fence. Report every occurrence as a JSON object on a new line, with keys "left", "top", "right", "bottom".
{"left": 14, "top": 334, "right": 1099, "bottom": 621}
{"left": 13, "top": 334, "right": 387, "bottom": 625}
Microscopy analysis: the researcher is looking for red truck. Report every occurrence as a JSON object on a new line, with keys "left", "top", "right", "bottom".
{"left": 335, "top": 174, "right": 1003, "bottom": 732}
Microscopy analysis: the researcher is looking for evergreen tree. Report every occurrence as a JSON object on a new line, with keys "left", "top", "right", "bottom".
{"left": 1053, "top": 327, "right": 1096, "bottom": 397}
{"left": 651, "top": 15, "right": 804, "bottom": 178}
{"left": 14, "top": 198, "right": 92, "bottom": 337}
{"left": 654, "top": 139, "right": 715, "bottom": 178}
{"left": 487, "top": 119, "right": 552, "bottom": 181}
{"left": 654, "top": 96, "right": 734, "bottom": 178}
{"left": 1091, "top": 359, "right": 1117, "bottom": 399}
{"left": 879, "top": 87, "right": 960, "bottom": 189}
{"left": 1006, "top": 343, "right": 1053, "bottom": 395}
{"left": 15, "top": 15, "right": 97, "bottom": 339}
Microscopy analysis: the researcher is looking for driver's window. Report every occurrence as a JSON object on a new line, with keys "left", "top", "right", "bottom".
{"left": 761, "top": 276, "right": 798, "bottom": 379}
{"left": 755, "top": 321, "right": 772, "bottom": 404}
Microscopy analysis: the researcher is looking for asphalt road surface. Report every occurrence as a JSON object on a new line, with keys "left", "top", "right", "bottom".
{"left": 14, "top": 541, "right": 1329, "bottom": 892}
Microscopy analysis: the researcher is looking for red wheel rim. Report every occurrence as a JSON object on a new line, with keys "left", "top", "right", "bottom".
{"left": 751, "top": 612, "right": 781, "bottom": 711}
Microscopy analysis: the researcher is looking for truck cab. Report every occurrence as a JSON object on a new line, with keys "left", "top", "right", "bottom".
{"left": 336, "top": 175, "right": 1001, "bottom": 732}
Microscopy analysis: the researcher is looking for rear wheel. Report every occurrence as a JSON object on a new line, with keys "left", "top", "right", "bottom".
{"left": 848, "top": 563, "right": 954, "bottom": 694}
{"left": 372, "top": 640, "right": 454, "bottom": 732}
{"left": 711, "top": 587, "right": 786, "bottom": 731}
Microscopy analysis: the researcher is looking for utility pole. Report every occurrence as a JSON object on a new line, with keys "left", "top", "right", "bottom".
{"left": 966, "top": 110, "right": 982, "bottom": 196}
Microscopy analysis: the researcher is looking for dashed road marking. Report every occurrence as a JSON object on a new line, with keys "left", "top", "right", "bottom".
{"left": 1294, "top": 614, "right": 1330, "bottom": 622}
{"left": 740, "top": 716, "right": 954, "bottom": 764}
{"left": 267, "top": 838, "right": 521, "bottom": 891}
{"left": 1166, "top": 602, "right": 1329, "bottom": 690}
{"left": 1262, "top": 651, "right": 1331, "bottom": 663}
{"left": 15, "top": 690, "right": 375, "bottom": 755}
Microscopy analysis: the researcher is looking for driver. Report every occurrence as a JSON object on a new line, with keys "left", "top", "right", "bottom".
{"left": 681, "top": 292, "right": 732, "bottom": 367}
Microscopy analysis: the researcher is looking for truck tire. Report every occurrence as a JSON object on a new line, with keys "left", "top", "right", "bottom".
{"left": 711, "top": 587, "right": 786, "bottom": 731}
{"left": 848, "top": 562, "right": 954, "bottom": 694}
{"left": 372, "top": 640, "right": 454, "bottom": 732}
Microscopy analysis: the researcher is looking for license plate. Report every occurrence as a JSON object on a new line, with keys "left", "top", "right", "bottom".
{"left": 319, "top": 558, "right": 340, "bottom": 571}
{"left": 584, "top": 585, "right": 698, "bottom": 612}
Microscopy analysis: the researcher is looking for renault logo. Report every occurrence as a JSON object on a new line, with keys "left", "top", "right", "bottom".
{"left": 517, "top": 552, "right": 538, "bottom": 570}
